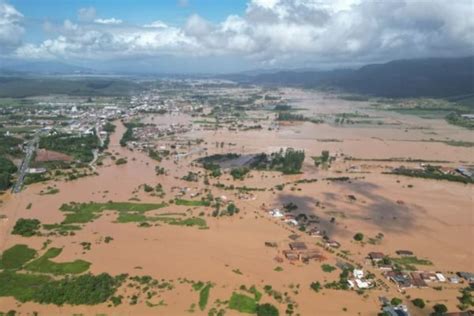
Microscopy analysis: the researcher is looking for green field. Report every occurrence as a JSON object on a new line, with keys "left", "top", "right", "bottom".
{"left": 0, "top": 245, "right": 37, "bottom": 270}
{"left": 25, "top": 247, "right": 91, "bottom": 275}
{"left": 228, "top": 292, "right": 258, "bottom": 314}
{"left": 174, "top": 199, "right": 210, "bottom": 207}
{"left": 199, "top": 283, "right": 212, "bottom": 310}
{"left": 59, "top": 201, "right": 168, "bottom": 224}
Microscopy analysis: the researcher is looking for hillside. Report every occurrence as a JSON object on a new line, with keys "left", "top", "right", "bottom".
{"left": 240, "top": 56, "right": 474, "bottom": 99}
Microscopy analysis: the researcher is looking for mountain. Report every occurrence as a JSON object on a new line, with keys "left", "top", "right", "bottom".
{"left": 0, "top": 60, "right": 94, "bottom": 75}
{"left": 235, "top": 56, "right": 474, "bottom": 98}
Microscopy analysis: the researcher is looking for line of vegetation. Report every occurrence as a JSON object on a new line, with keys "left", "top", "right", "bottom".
{"left": 387, "top": 166, "right": 473, "bottom": 184}
{"left": 59, "top": 201, "right": 167, "bottom": 224}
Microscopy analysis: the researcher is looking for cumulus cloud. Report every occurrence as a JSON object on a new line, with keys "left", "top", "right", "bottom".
{"left": 94, "top": 18, "right": 123, "bottom": 25}
{"left": 0, "top": 0, "right": 24, "bottom": 53}
{"left": 9, "top": 0, "right": 474, "bottom": 68}
{"left": 77, "top": 6, "right": 96, "bottom": 22}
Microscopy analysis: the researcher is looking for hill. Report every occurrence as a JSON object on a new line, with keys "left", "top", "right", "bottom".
{"left": 236, "top": 56, "right": 474, "bottom": 98}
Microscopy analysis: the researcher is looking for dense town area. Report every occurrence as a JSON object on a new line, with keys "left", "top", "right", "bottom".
{"left": 0, "top": 79, "right": 473, "bottom": 316}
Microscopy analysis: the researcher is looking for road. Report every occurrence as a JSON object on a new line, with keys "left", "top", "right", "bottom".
{"left": 12, "top": 133, "right": 39, "bottom": 194}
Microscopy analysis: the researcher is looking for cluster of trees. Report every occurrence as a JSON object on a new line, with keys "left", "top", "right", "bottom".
{"left": 0, "top": 157, "right": 17, "bottom": 191}
{"left": 12, "top": 218, "right": 41, "bottom": 237}
{"left": 119, "top": 122, "right": 144, "bottom": 147}
{"left": 0, "top": 135, "right": 22, "bottom": 191}
{"left": 269, "top": 148, "right": 305, "bottom": 174}
{"left": 32, "top": 273, "right": 124, "bottom": 305}
{"left": 39, "top": 133, "right": 99, "bottom": 163}
{"left": 230, "top": 167, "right": 250, "bottom": 180}
{"left": 446, "top": 112, "right": 474, "bottom": 130}
{"left": 276, "top": 112, "right": 306, "bottom": 121}
{"left": 203, "top": 162, "right": 221, "bottom": 177}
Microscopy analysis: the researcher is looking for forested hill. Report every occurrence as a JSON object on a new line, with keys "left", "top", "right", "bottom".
{"left": 231, "top": 56, "right": 474, "bottom": 99}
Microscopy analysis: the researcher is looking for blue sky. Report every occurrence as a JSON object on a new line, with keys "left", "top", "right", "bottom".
{"left": 11, "top": 0, "right": 247, "bottom": 26}
{"left": 1, "top": 0, "right": 473, "bottom": 73}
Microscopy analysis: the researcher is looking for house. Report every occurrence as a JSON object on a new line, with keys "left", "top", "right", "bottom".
{"left": 283, "top": 250, "right": 300, "bottom": 261}
{"left": 353, "top": 269, "right": 364, "bottom": 279}
{"left": 382, "top": 305, "right": 411, "bottom": 316}
{"left": 308, "top": 228, "right": 323, "bottom": 238}
{"left": 436, "top": 273, "right": 446, "bottom": 282}
{"left": 385, "top": 271, "right": 413, "bottom": 289}
{"left": 325, "top": 240, "right": 341, "bottom": 248}
{"left": 368, "top": 252, "right": 385, "bottom": 262}
{"left": 410, "top": 273, "right": 428, "bottom": 288}
{"left": 449, "top": 276, "right": 460, "bottom": 284}
{"left": 285, "top": 219, "right": 299, "bottom": 226}
{"left": 269, "top": 209, "right": 284, "bottom": 218}
{"left": 458, "top": 272, "right": 474, "bottom": 283}
{"left": 355, "top": 279, "right": 372, "bottom": 289}
{"left": 420, "top": 272, "right": 437, "bottom": 282}
{"left": 396, "top": 250, "right": 414, "bottom": 257}
{"left": 289, "top": 242, "right": 307, "bottom": 251}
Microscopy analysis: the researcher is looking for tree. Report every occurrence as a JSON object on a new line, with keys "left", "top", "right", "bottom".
{"left": 432, "top": 304, "right": 448, "bottom": 315}
{"left": 310, "top": 281, "right": 321, "bottom": 292}
{"left": 412, "top": 298, "right": 425, "bottom": 308}
{"left": 353, "top": 233, "right": 364, "bottom": 241}
{"left": 256, "top": 303, "right": 279, "bottom": 316}
{"left": 12, "top": 218, "right": 41, "bottom": 237}
{"left": 390, "top": 297, "right": 402, "bottom": 306}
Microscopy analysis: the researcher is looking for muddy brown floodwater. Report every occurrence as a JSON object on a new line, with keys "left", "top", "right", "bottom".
{"left": 0, "top": 89, "right": 472, "bottom": 316}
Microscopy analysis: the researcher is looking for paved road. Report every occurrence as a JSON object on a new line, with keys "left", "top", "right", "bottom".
{"left": 12, "top": 133, "right": 39, "bottom": 193}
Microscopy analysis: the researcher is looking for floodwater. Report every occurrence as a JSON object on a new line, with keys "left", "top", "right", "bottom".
{"left": 0, "top": 89, "right": 472, "bottom": 315}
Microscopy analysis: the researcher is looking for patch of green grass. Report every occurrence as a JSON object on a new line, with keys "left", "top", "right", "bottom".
{"left": 229, "top": 292, "right": 257, "bottom": 314}
{"left": 0, "top": 245, "right": 37, "bottom": 270}
{"left": 174, "top": 199, "right": 210, "bottom": 207}
{"left": 199, "top": 283, "right": 212, "bottom": 311}
{"left": 192, "top": 281, "right": 205, "bottom": 291}
{"left": 321, "top": 264, "right": 336, "bottom": 273}
{"left": 42, "top": 223, "right": 82, "bottom": 232}
{"left": 24, "top": 247, "right": 91, "bottom": 275}
{"left": 391, "top": 256, "right": 432, "bottom": 271}
{"left": 59, "top": 202, "right": 167, "bottom": 224}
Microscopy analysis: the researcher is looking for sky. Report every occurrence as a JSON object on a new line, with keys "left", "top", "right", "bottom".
{"left": 0, "top": 0, "right": 473, "bottom": 73}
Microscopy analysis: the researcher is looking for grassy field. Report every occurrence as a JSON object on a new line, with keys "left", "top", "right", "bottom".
{"left": 59, "top": 202, "right": 168, "bottom": 224}
{"left": 199, "top": 283, "right": 212, "bottom": 310}
{"left": 228, "top": 292, "right": 258, "bottom": 313}
{"left": 25, "top": 247, "right": 91, "bottom": 275}
{"left": 0, "top": 245, "right": 37, "bottom": 270}
{"left": 391, "top": 256, "right": 433, "bottom": 271}
{"left": 174, "top": 199, "right": 211, "bottom": 207}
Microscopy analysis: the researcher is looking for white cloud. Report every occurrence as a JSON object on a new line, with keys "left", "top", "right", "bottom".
{"left": 77, "top": 6, "right": 96, "bottom": 22}
{"left": 9, "top": 0, "right": 474, "bottom": 68}
{"left": 143, "top": 20, "right": 168, "bottom": 28}
{"left": 94, "top": 18, "right": 123, "bottom": 25}
{"left": 0, "top": 0, "right": 24, "bottom": 53}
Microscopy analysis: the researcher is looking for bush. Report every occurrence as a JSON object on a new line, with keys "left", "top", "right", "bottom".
{"left": 412, "top": 298, "right": 425, "bottom": 308}
{"left": 391, "top": 297, "right": 402, "bottom": 306}
{"left": 432, "top": 304, "right": 447, "bottom": 315}
{"left": 310, "top": 281, "right": 321, "bottom": 292}
{"left": 12, "top": 219, "right": 41, "bottom": 237}
{"left": 353, "top": 233, "right": 364, "bottom": 241}
{"left": 256, "top": 303, "right": 279, "bottom": 316}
